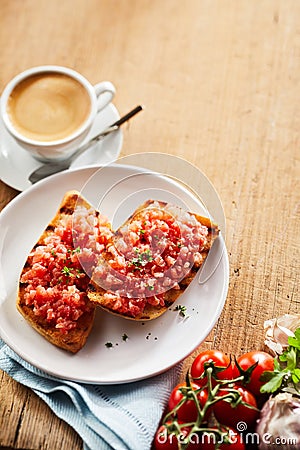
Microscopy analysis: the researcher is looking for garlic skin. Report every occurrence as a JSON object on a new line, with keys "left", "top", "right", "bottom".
{"left": 256, "top": 393, "right": 300, "bottom": 449}
{"left": 264, "top": 314, "right": 300, "bottom": 355}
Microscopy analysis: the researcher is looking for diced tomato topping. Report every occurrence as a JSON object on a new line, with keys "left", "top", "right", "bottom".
{"left": 21, "top": 204, "right": 112, "bottom": 333}
{"left": 92, "top": 202, "right": 208, "bottom": 318}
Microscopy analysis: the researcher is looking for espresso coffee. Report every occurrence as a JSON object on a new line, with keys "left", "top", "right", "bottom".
{"left": 7, "top": 73, "right": 91, "bottom": 142}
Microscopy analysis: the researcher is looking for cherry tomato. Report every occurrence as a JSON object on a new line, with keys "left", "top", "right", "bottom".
{"left": 212, "top": 385, "right": 259, "bottom": 429}
{"left": 235, "top": 351, "right": 274, "bottom": 397}
{"left": 168, "top": 382, "right": 210, "bottom": 422}
{"left": 199, "top": 426, "right": 246, "bottom": 449}
{"left": 191, "top": 350, "right": 234, "bottom": 386}
{"left": 154, "top": 422, "right": 201, "bottom": 449}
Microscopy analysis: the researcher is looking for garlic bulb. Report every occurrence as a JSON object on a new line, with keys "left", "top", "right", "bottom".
{"left": 264, "top": 314, "right": 300, "bottom": 355}
{"left": 256, "top": 393, "right": 300, "bottom": 449}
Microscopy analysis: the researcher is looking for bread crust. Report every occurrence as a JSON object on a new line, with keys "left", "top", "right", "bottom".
{"left": 87, "top": 200, "right": 219, "bottom": 321}
{"left": 17, "top": 190, "right": 97, "bottom": 353}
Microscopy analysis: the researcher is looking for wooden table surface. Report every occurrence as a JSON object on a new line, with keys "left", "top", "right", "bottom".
{"left": 0, "top": 1, "right": 299, "bottom": 448}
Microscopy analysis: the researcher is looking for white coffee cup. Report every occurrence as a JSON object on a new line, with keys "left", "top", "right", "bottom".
{"left": 0, "top": 65, "right": 116, "bottom": 162}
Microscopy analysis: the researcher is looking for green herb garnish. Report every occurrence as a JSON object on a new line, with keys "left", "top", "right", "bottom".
{"left": 105, "top": 342, "right": 113, "bottom": 348}
{"left": 129, "top": 248, "right": 153, "bottom": 268}
{"left": 174, "top": 304, "right": 189, "bottom": 318}
{"left": 61, "top": 266, "right": 72, "bottom": 276}
{"left": 260, "top": 327, "right": 300, "bottom": 394}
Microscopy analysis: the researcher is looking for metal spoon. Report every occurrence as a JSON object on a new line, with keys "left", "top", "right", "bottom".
{"left": 28, "top": 105, "right": 144, "bottom": 184}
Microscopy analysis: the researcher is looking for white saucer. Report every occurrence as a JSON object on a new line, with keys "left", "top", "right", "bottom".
{"left": 0, "top": 104, "right": 123, "bottom": 191}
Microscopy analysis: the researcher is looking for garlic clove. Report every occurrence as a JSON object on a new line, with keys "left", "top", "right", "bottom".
{"left": 264, "top": 314, "right": 300, "bottom": 355}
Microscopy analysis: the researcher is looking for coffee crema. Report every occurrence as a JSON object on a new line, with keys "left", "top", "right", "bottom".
{"left": 7, "top": 73, "right": 91, "bottom": 142}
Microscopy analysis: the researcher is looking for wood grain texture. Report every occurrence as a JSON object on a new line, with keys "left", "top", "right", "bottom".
{"left": 0, "top": 0, "right": 299, "bottom": 448}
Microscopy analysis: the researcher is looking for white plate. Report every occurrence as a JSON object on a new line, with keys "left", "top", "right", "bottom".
{"left": 0, "top": 104, "right": 122, "bottom": 192}
{"left": 0, "top": 164, "right": 229, "bottom": 384}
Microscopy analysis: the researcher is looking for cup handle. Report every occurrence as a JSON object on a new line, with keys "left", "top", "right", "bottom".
{"left": 94, "top": 81, "right": 116, "bottom": 112}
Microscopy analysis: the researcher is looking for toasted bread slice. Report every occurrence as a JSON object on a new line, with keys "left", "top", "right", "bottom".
{"left": 87, "top": 200, "right": 219, "bottom": 321}
{"left": 17, "top": 190, "right": 111, "bottom": 353}
{"left": 16, "top": 300, "right": 95, "bottom": 353}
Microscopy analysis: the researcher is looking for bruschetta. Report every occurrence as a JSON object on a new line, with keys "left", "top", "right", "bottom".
{"left": 17, "top": 190, "right": 112, "bottom": 353}
{"left": 87, "top": 200, "right": 219, "bottom": 321}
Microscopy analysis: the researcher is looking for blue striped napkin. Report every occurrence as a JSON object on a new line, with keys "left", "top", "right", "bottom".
{"left": 0, "top": 339, "right": 181, "bottom": 450}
